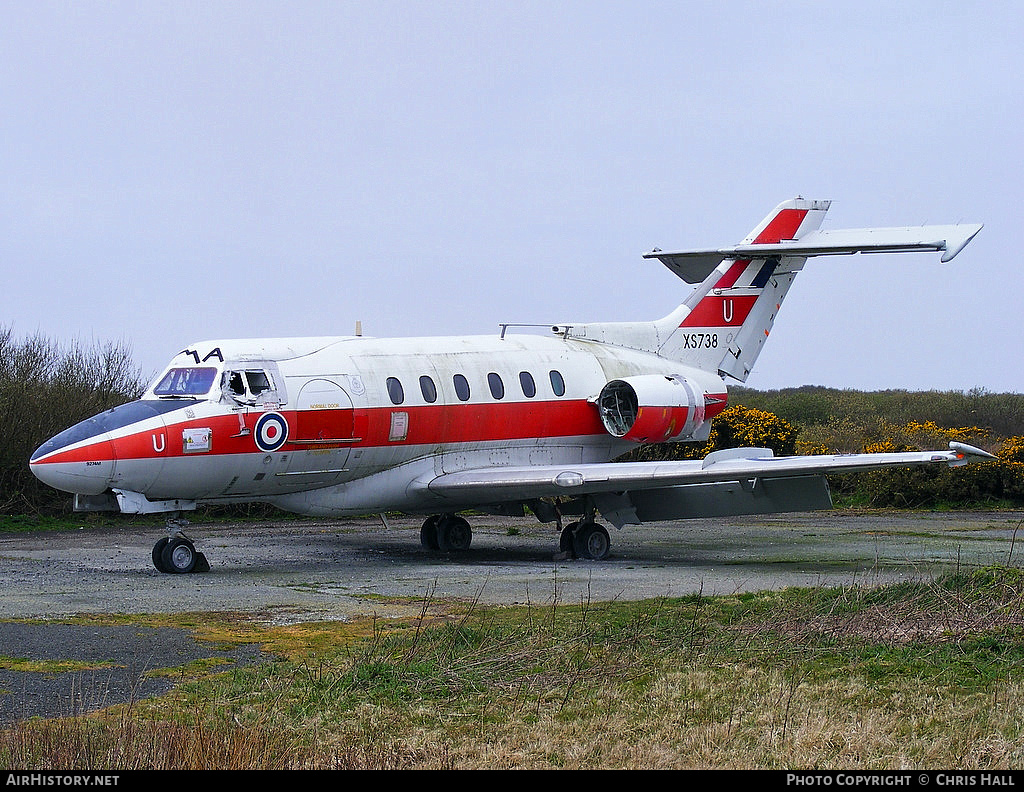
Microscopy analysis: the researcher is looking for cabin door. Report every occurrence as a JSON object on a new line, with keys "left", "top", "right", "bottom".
{"left": 284, "top": 379, "right": 355, "bottom": 485}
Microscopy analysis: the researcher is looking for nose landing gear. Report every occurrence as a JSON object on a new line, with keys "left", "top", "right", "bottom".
{"left": 152, "top": 518, "right": 210, "bottom": 574}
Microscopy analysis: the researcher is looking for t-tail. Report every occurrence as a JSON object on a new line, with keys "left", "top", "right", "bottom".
{"left": 646, "top": 198, "right": 982, "bottom": 381}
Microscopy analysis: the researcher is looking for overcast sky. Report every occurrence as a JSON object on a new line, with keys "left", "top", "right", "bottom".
{"left": 1, "top": 1, "right": 1019, "bottom": 393}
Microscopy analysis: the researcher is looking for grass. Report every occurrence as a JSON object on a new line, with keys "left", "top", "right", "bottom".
{"left": 0, "top": 514, "right": 126, "bottom": 534}
{"left": 3, "top": 566, "right": 1024, "bottom": 769}
{"left": 0, "top": 657, "right": 118, "bottom": 673}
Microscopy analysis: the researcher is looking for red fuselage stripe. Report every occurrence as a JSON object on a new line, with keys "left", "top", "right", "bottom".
{"left": 37, "top": 396, "right": 729, "bottom": 464}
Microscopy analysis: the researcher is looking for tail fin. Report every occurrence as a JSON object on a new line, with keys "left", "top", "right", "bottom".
{"left": 649, "top": 198, "right": 982, "bottom": 381}
{"left": 653, "top": 198, "right": 829, "bottom": 380}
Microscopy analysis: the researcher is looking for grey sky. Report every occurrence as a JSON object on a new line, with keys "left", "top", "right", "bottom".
{"left": 1, "top": 1, "right": 1019, "bottom": 392}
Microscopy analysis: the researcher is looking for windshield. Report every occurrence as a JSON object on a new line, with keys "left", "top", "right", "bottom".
{"left": 153, "top": 367, "right": 219, "bottom": 397}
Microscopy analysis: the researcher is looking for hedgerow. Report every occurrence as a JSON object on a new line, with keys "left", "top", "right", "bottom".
{"left": 0, "top": 327, "right": 145, "bottom": 514}
{"left": 624, "top": 397, "right": 1024, "bottom": 509}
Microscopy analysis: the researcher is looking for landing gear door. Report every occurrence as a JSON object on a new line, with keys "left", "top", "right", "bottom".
{"left": 285, "top": 379, "right": 356, "bottom": 485}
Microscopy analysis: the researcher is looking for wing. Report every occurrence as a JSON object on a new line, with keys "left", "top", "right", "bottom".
{"left": 412, "top": 442, "right": 995, "bottom": 527}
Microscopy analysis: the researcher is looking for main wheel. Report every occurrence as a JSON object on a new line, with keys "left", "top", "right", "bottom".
{"left": 559, "top": 522, "right": 580, "bottom": 557}
{"left": 436, "top": 515, "right": 472, "bottom": 552}
{"left": 420, "top": 515, "right": 441, "bottom": 550}
{"left": 573, "top": 523, "right": 610, "bottom": 560}
{"left": 161, "top": 536, "right": 198, "bottom": 574}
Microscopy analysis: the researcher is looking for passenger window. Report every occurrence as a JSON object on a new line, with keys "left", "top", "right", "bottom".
{"left": 419, "top": 375, "right": 437, "bottom": 403}
{"left": 386, "top": 377, "right": 405, "bottom": 405}
{"left": 487, "top": 372, "right": 504, "bottom": 400}
{"left": 519, "top": 371, "right": 536, "bottom": 398}
{"left": 549, "top": 370, "right": 565, "bottom": 397}
{"left": 453, "top": 374, "right": 470, "bottom": 402}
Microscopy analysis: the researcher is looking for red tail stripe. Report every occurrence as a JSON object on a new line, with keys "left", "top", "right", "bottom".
{"left": 713, "top": 260, "right": 750, "bottom": 289}
{"left": 680, "top": 294, "right": 758, "bottom": 328}
{"left": 752, "top": 208, "right": 808, "bottom": 244}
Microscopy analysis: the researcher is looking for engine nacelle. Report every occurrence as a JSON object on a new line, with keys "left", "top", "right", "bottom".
{"left": 596, "top": 374, "right": 719, "bottom": 443}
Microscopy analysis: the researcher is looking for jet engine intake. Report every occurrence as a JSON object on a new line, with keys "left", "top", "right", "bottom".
{"left": 597, "top": 374, "right": 711, "bottom": 444}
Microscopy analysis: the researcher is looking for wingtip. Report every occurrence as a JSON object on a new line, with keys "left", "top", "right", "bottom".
{"left": 939, "top": 224, "right": 984, "bottom": 262}
{"left": 949, "top": 441, "right": 997, "bottom": 460}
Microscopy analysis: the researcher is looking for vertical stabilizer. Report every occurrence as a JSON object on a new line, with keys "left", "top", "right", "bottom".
{"left": 654, "top": 198, "right": 830, "bottom": 380}
{"left": 569, "top": 198, "right": 980, "bottom": 382}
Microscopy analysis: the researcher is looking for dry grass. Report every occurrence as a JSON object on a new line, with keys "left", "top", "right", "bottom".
{"left": 3, "top": 567, "right": 1024, "bottom": 769}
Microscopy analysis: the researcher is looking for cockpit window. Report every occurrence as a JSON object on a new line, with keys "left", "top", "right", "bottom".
{"left": 246, "top": 370, "right": 272, "bottom": 395}
{"left": 227, "top": 372, "right": 246, "bottom": 397}
{"left": 222, "top": 369, "right": 276, "bottom": 404}
{"left": 153, "top": 367, "right": 218, "bottom": 397}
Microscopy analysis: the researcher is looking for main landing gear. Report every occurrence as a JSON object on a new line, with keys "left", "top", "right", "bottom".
{"left": 420, "top": 514, "right": 473, "bottom": 552}
{"left": 152, "top": 518, "right": 210, "bottom": 574}
{"left": 558, "top": 519, "right": 611, "bottom": 561}
{"left": 419, "top": 513, "right": 612, "bottom": 561}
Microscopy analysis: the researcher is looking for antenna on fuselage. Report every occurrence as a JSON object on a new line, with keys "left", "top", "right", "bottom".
{"left": 355, "top": 321, "right": 362, "bottom": 337}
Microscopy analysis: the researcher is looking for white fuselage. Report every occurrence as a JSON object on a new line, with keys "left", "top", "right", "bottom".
{"left": 29, "top": 331, "right": 728, "bottom": 516}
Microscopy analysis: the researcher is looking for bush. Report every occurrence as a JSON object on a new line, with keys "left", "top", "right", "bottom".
{"left": 821, "top": 420, "right": 1022, "bottom": 508}
{"left": 999, "top": 437, "right": 1024, "bottom": 464}
{"left": 620, "top": 404, "right": 798, "bottom": 462}
{"left": 625, "top": 395, "right": 1024, "bottom": 509}
{"left": 732, "top": 385, "right": 1024, "bottom": 440}
{"left": 0, "top": 327, "right": 146, "bottom": 515}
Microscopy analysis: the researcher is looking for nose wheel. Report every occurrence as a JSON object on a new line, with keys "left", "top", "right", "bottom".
{"left": 152, "top": 519, "right": 210, "bottom": 573}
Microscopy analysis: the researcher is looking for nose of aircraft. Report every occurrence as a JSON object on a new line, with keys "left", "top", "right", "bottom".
{"left": 30, "top": 415, "right": 118, "bottom": 495}
{"left": 30, "top": 399, "right": 188, "bottom": 497}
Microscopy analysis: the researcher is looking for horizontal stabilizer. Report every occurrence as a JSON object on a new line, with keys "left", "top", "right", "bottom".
{"left": 646, "top": 223, "right": 984, "bottom": 282}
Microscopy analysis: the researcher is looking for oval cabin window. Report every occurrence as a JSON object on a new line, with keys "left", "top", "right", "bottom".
{"left": 549, "top": 370, "right": 565, "bottom": 397}
{"left": 453, "top": 374, "right": 471, "bottom": 402}
{"left": 487, "top": 372, "right": 505, "bottom": 400}
{"left": 386, "top": 377, "right": 405, "bottom": 405}
{"left": 519, "top": 371, "right": 536, "bottom": 398}
{"left": 419, "top": 375, "right": 437, "bottom": 403}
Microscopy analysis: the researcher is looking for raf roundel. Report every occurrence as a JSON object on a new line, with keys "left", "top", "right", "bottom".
{"left": 254, "top": 412, "right": 289, "bottom": 452}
